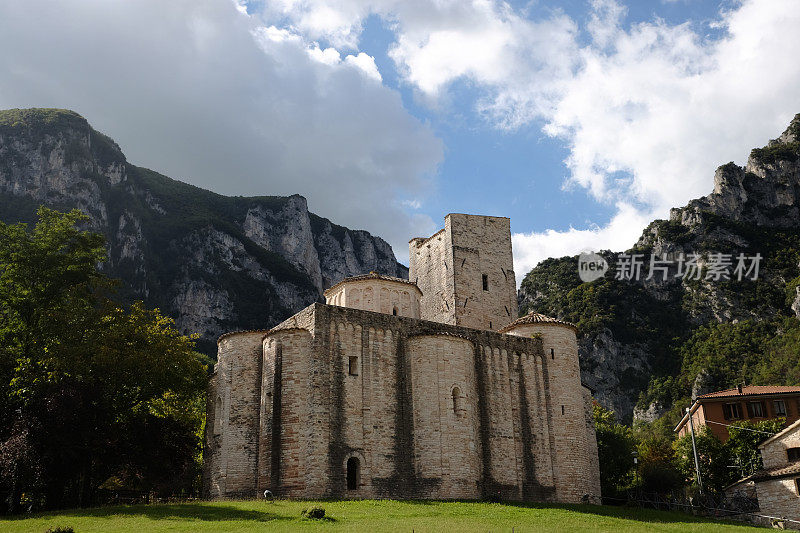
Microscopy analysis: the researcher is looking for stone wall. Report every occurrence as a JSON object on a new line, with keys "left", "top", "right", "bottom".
{"left": 583, "top": 386, "right": 603, "bottom": 504}
{"left": 325, "top": 277, "right": 421, "bottom": 319}
{"left": 204, "top": 302, "right": 601, "bottom": 503}
{"left": 503, "top": 322, "right": 599, "bottom": 503}
{"left": 756, "top": 479, "right": 800, "bottom": 527}
{"left": 203, "top": 330, "right": 268, "bottom": 498}
{"left": 448, "top": 214, "right": 519, "bottom": 332}
{"left": 409, "top": 228, "right": 453, "bottom": 325}
{"left": 407, "top": 335, "right": 481, "bottom": 498}
{"left": 409, "top": 214, "right": 518, "bottom": 332}
{"left": 762, "top": 426, "right": 800, "bottom": 469}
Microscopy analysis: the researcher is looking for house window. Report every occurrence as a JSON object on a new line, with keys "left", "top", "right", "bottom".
{"left": 482, "top": 274, "right": 489, "bottom": 291}
{"left": 747, "top": 401, "right": 765, "bottom": 418}
{"left": 346, "top": 457, "right": 360, "bottom": 490}
{"left": 722, "top": 403, "right": 742, "bottom": 420}
{"left": 775, "top": 400, "right": 787, "bottom": 417}
{"left": 788, "top": 448, "right": 800, "bottom": 462}
{"left": 348, "top": 356, "right": 359, "bottom": 376}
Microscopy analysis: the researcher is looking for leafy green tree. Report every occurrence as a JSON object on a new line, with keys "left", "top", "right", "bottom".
{"left": 636, "top": 433, "right": 684, "bottom": 493}
{"left": 675, "top": 427, "right": 732, "bottom": 493}
{"left": 725, "top": 419, "right": 785, "bottom": 479}
{"left": 593, "top": 403, "right": 636, "bottom": 499}
{"left": 0, "top": 208, "right": 207, "bottom": 512}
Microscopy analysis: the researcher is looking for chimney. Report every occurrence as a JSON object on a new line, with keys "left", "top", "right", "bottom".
{"left": 737, "top": 383, "right": 743, "bottom": 394}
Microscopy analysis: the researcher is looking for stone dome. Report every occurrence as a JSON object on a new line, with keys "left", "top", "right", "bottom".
{"left": 324, "top": 271, "right": 421, "bottom": 319}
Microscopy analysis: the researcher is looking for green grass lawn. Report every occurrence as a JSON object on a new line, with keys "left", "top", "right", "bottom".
{"left": 0, "top": 499, "right": 762, "bottom": 533}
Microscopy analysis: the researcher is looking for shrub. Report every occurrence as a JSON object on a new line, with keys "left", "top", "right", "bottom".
{"left": 301, "top": 507, "right": 326, "bottom": 519}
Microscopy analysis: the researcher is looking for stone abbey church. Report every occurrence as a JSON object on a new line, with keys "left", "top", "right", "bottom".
{"left": 203, "top": 214, "right": 601, "bottom": 503}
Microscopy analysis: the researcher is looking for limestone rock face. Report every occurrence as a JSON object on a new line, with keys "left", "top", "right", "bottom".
{"left": 519, "top": 113, "right": 800, "bottom": 421}
{"left": 0, "top": 108, "right": 406, "bottom": 353}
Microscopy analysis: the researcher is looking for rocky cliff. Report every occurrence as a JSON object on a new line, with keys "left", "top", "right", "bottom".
{"left": 519, "top": 114, "right": 800, "bottom": 421}
{"left": 0, "top": 108, "right": 406, "bottom": 353}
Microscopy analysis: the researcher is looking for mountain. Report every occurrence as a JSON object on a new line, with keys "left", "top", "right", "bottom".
{"left": 0, "top": 108, "right": 406, "bottom": 353}
{"left": 519, "top": 114, "right": 800, "bottom": 422}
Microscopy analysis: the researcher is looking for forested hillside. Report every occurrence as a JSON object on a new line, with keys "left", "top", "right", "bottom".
{"left": 0, "top": 108, "right": 407, "bottom": 353}
{"left": 519, "top": 114, "right": 800, "bottom": 423}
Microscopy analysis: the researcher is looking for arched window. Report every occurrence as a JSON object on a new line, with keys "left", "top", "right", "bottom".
{"left": 452, "top": 387, "right": 462, "bottom": 416}
{"left": 346, "top": 457, "right": 360, "bottom": 490}
{"left": 392, "top": 306, "right": 398, "bottom": 316}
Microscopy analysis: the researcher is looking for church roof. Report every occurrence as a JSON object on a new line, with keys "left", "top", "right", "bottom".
{"left": 498, "top": 311, "right": 577, "bottom": 333}
{"left": 323, "top": 271, "right": 422, "bottom": 297}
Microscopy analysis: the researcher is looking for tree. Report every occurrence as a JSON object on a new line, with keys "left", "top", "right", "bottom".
{"left": 0, "top": 208, "right": 207, "bottom": 512}
{"left": 636, "top": 433, "right": 683, "bottom": 493}
{"left": 675, "top": 427, "right": 731, "bottom": 493}
{"left": 725, "top": 419, "right": 785, "bottom": 480}
{"left": 593, "top": 402, "right": 636, "bottom": 500}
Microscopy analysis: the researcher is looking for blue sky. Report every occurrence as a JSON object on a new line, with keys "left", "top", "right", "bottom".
{"left": 1, "top": 0, "right": 798, "bottom": 274}
{"left": 353, "top": 0, "right": 728, "bottom": 237}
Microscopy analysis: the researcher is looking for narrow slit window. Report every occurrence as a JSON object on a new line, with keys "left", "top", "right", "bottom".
{"left": 482, "top": 274, "right": 489, "bottom": 291}
{"left": 550, "top": 348, "right": 554, "bottom": 360}
{"left": 561, "top": 405, "right": 565, "bottom": 415}
{"left": 348, "top": 356, "right": 359, "bottom": 376}
{"left": 452, "top": 387, "right": 462, "bottom": 416}
{"left": 213, "top": 396, "right": 223, "bottom": 435}
{"left": 392, "top": 306, "right": 398, "bottom": 316}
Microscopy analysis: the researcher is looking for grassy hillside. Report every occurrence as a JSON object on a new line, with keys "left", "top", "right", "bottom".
{"left": 0, "top": 500, "right": 763, "bottom": 533}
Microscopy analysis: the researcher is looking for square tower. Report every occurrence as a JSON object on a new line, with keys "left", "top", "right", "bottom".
{"left": 409, "top": 214, "right": 518, "bottom": 331}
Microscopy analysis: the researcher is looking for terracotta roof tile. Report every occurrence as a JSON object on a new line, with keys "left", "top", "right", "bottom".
{"left": 751, "top": 461, "right": 800, "bottom": 482}
{"left": 498, "top": 312, "right": 577, "bottom": 333}
{"left": 698, "top": 385, "right": 800, "bottom": 399}
{"left": 217, "top": 329, "right": 271, "bottom": 343}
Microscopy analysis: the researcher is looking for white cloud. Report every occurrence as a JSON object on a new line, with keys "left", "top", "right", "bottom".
{"left": 268, "top": 0, "right": 800, "bottom": 274}
{"left": 4, "top": 0, "right": 799, "bottom": 277}
{"left": 0, "top": 0, "right": 441, "bottom": 256}
{"left": 512, "top": 203, "right": 653, "bottom": 279}
{"left": 345, "top": 52, "right": 382, "bottom": 81}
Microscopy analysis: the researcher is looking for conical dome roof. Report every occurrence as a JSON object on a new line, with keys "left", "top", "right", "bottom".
{"left": 498, "top": 311, "right": 577, "bottom": 333}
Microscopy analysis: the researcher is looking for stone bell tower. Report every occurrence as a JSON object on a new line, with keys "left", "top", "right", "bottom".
{"left": 409, "top": 213, "right": 518, "bottom": 331}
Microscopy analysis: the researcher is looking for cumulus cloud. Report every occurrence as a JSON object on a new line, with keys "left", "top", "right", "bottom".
{"left": 4, "top": 0, "right": 799, "bottom": 275}
{"left": 0, "top": 0, "right": 441, "bottom": 258}
{"left": 264, "top": 0, "right": 800, "bottom": 275}
{"left": 512, "top": 203, "right": 654, "bottom": 278}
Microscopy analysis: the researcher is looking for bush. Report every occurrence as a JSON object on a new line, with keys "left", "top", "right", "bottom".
{"left": 45, "top": 527, "right": 75, "bottom": 533}
{"left": 301, "top": 507, "right": 326, "bottom": 519}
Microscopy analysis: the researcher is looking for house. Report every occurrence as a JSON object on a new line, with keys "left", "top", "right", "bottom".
{"left": 727, "top": 419, "right": 800, "bottom": 528}
{"left": 675, "top": 386, "right": 800, "bottom": 442}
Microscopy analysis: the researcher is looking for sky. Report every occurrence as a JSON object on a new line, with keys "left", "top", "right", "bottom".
{"left": 1, "top": 0, "right": 799, "bottom": 277}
